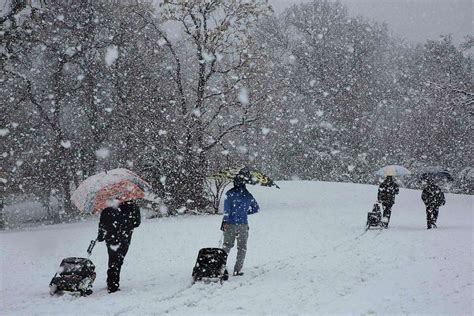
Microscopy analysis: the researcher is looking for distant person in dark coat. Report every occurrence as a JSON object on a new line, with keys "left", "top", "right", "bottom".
{"left": 97, "top": 200, "right": 141, "bottom": 293}
{"left": 221, "top": 173, "right": 260, "bottom": 276}
{"left": 421, "top": 179, "right": 446, "bottom": 229}
{"left": 377, "top": 176, "right": 399, "bottom": 228}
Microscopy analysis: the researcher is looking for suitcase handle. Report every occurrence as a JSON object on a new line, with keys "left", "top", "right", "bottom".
{"left": 87, "top": 239, "right": 97, "bottom": 258}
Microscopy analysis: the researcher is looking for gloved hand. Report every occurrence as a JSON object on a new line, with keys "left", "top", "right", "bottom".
{"left": 97, "top": 233, "right": 105, "bottom": 242}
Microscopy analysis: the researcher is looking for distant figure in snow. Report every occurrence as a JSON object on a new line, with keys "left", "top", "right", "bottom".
{"left": 97, "top": 200, "right": 141, "bottom": 293}
{"left": 377, "top": 176, "right": 399, "bottom": 228}
{"left": 421, "top": 179, "right": 446, "bottom": 229}
{"left": 221, "top": 170, "right": 260, "bottom": 276}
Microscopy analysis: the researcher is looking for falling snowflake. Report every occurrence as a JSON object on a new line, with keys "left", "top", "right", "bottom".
{"left": 159, "top": 205, "right": 169, "bottom": 215}
{"left": 160, "top": 176, "right": 166, "bottom": 185}
{"left": 262, "top": 127, "right": 271, "bottom": 135}
{"left": 238, "top": 87, "right": 249, "bottom": 105}
{"left": 157, "top": 38, "right": 167, "bottom": 46}
{"left": 202, "top": 51, "right": 215, "bottom": 62}
{"left": 0, "top": 129, "right": 10, "bottom": 137}
{"left": 105, "top": 46, "right": 119, "bottom": 66}
{"left": 237, "top": 146, "right": 248, "bottom": 154}
{"left": 60, "top": 140, "right": 71, "bottom": 149}
{"left": 95, "top": 147, "right": 110, "bottom": 159}
{"left": 110, "top": 244, "right": 120, "bottom": 251}
{"left": 192, "top": 109, "right": 201, "bottom": 117}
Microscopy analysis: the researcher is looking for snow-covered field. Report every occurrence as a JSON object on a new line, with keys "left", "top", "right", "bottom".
{"left": 1, "top": 181, "right": 472, "bottom": 315}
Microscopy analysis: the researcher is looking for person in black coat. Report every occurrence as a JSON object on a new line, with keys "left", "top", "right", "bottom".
{"left": 377, "top": 176, "right": 399, "bottom": 228}
{"left": 97, "top": 200, "right": 141, "bottom": 293}
{"left": 421, "top": 179, "right": 446, "bottom": 229}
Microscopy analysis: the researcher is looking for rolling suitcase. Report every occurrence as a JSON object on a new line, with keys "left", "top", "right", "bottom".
{"left": 49, "top": 240, "right": 97, "bottom": 296}
{"left": 366, "top": 203, "right": 383, "bottom": 230}
{"left": 192, "top": 247, "right": 229, "bottom": 283}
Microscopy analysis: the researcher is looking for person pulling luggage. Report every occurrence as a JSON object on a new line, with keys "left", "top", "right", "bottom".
{"left": 421, "top": 179, "right": 446, "bottom": 229}
{"left": 97, "top": 199, "right": 141, "bottom": 293}
{"left": 377, "top": 175, "right": 399, "bottom": 228}
{"left": 221, "top": 170, "right": 260, "bottom": 276}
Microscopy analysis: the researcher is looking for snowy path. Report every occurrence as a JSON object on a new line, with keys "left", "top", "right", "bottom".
{"left": 1, "top": 181, "right": 472, "bottom": 315}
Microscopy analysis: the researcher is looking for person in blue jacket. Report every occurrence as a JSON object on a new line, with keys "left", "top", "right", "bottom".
{"left": 221, "top": 171, "right": 260, "bottom": 276}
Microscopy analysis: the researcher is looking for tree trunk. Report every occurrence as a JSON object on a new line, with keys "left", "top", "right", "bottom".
{"left": 0, "top": 195, "right": 5, "bottom": 229}
{"left": 166, "top": 140, "right": 210, "bottom": 214}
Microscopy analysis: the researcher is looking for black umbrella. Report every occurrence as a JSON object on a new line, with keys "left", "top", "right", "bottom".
{"left": 420, "top": 168, "right": 453, "bottom": 183}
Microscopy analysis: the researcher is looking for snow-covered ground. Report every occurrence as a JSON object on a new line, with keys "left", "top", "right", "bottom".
{"left": 1, "top": 181, "right": 472, "bottom": 315}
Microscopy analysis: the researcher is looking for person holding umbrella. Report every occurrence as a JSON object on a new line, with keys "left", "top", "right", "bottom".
{"left": 97, "top": 199, "right": 141, "bottom": 293}
{"left": 377, "top": 176, "right": 399, "bottom": 228}
{"left": 375, "top": 165, "right": 410, "bottom": 228}
{"left": 421, "top": 178, "right": 446, "bottom": 229}
{"left": 71, "top": 168, "right": 152, "bottom": 293}
{"left": 221, "top": 168, "right": 260, "bottom": 276}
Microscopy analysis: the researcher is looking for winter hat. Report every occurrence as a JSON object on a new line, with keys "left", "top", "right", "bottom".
{"left": 234, "top": 167, "right": 251, "bottom": 186}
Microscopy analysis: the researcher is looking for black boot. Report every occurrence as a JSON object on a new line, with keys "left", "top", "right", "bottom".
{"left": 107, "top": 287, "right": 120, "bottom": 294}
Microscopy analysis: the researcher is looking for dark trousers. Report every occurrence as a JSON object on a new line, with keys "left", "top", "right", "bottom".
{"left": 426, "top": 206, "right": 439, "bottom": 228}
{"left": 382, "top": 203, "right": 393, "bottom": 226}
{"left": 106, "top": 238, "right": 131, "bottom": 291}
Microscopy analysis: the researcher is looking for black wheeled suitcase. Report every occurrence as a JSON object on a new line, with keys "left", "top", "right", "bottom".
{"left": 366, "top": 203, "right": 382, "bottom": 230}
{"left": 49, "top": 240, "right": 97, "bottom": 296}
{"left": 192, "top": 248, "right": 229, "bottom": 283}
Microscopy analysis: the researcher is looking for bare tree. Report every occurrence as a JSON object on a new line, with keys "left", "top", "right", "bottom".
{"left": 136, "top": 0, "right": 271, "bottom": 212}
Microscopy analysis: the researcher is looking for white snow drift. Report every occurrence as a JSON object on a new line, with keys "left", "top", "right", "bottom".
{"left": 0, "top": 181, "right": 472, "bottom": 315}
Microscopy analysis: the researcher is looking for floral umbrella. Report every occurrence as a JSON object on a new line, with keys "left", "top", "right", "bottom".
{"left": 71, "top": 168, "right": 153, "bottom": 214}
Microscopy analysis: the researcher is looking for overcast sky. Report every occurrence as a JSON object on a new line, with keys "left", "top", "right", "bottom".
{"left": 270, "top": 0, "right": 472, "bottom": 45}
{"left": 1, "top": 0, "right": 471, "bottom": 45}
